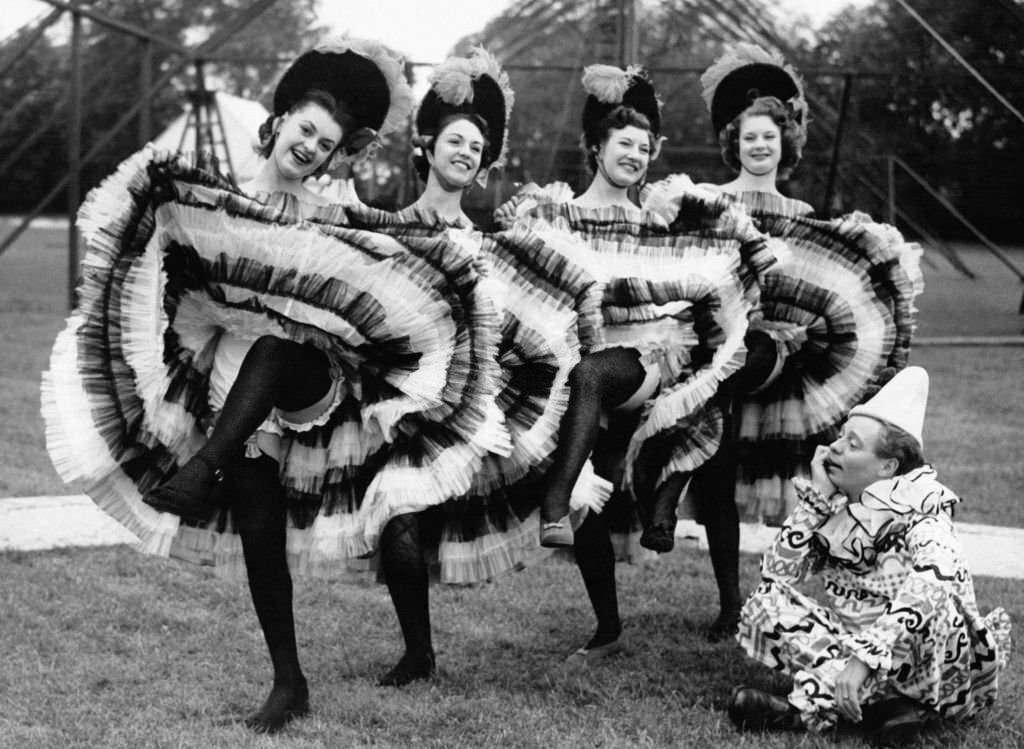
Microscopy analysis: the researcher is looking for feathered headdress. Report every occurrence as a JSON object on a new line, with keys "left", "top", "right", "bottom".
{"left": 272, "top": 35, "right": 414, "bottom": 165}
{"left": 580, "top": 64, "right": 662, "bottom": 149}
{"left": 699, "top": 42, "right": 806, "bottom": 135}
{"left": 414, "top": 47, "right": 515, "bottom": 187}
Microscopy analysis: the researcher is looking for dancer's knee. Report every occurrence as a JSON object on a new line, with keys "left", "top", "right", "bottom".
{"left": 567, "top": 356, "right": 605, "bottom": 396}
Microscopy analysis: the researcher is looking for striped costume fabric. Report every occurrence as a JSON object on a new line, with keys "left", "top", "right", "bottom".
{"left": 645, "top": 182, "right": 924, "bottom": 524}
{"left": 338, "top": 204, "right": 605, "bottom": 582}
{"left": 42, "top": 148, "right": 502, "bottom": 579}
{"left": 496, "top": 182, "right": 772, "bottom": 555}
{"left": 738, "top": 471, "right": 1011, "bottom": 732}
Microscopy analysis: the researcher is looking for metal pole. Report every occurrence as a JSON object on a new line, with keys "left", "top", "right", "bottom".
{"left": 138, "top": 39, "right": 153, "bottom": 146}
{"left": 821, "top": 74, "right": 853, "bottom": 217}
{"left": 212, "top": 93, "right": 235, "bottom": 178}
{"left": 194, "top": 60, "right": 206, "bottom": 156}
{"left": 0, "top": 0, "right": 281, "bottom": 259}
{"left": 625, "top": 0, "right": 638, "bottom": 66}
{"left": 38, "top": 0, "right": 190, "bottom": 55}
{"left": 67, "top": 4, "right": 83, "bottom": 310}
{"left": 887, "top": 155, "right": 895, "bottom": 225}
{"left": 895, "top": 0, "right": 1024, "bottom": 128}
{"left": 893, "top": 155, "right": 1024, "bottom": 282}
{"left": 852, "top": 172, "right": 975, "bottom": 278}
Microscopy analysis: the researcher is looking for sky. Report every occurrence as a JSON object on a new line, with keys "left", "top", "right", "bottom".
{"left": 1, "top": 0, "right": 869, "bottom": 63}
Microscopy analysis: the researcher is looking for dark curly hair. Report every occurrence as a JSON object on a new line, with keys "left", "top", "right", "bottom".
{"left": 255, "top": 89, "right": 358, "bottom": 176}
{"left": 584, "top": 105, "right": 655, "bottom": 173}
{"left": 412, "top": 113, "right": 492, "bottom": 183}
{"left": 719, "top": 96, "right": 806, "bottom": 179}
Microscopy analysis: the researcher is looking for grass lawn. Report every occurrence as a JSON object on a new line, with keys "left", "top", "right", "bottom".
{"left": 0, "top": 222, "right": 1022, "bottom": 748}
{"left": 1, "top": 543, "right": 1021, "bottom": 748}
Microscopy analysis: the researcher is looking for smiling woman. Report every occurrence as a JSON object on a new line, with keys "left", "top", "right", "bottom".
{"left": 258, "top": 90, "right": 344, "bottom": 180}
{"left": 636, "top": 41, "right": 924, "bottom": 645}
{"left": 37, "top": 34, "right": 533, "bottom": 736}
{"left": 494, "top": 62, "right": 772, "bottom": 662}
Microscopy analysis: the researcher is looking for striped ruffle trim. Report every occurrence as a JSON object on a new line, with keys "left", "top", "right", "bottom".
{"left": 41, "top": 147, "right": 506, "bottom": 576}
{"left": 732, "top": 201, "right": 923, "bottom": 523}
{"left": 495, "top": 184, "right": 758, "bottom": 495}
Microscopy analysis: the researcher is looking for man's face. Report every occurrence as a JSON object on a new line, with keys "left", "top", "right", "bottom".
{"left": 824, "top": 415, "right": 897, "bottom": 499}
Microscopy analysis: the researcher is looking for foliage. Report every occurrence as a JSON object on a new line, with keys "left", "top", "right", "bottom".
{"left": 460, "top": 0, "right": 818, "bottom": 194}
{"left": 808, "top": 0, "right": 1024, "bottom": 237}
{"left": 460, "top": 0, "right": 1024, "bottom": 236}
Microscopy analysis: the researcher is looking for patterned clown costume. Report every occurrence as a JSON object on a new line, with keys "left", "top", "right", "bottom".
{"left": 737, "top": 470, "right": 1011, "bottom": 733}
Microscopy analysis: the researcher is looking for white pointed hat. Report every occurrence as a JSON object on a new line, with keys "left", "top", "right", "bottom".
{"left": 849, "top": 366, "right": 929, "bottom": 447}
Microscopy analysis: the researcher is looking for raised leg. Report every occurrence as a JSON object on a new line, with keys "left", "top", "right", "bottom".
{"left": 144, "top": 336, "right": 332, "bottom": 521}
{"left": 540, "top": 348, "right": 645, "bottom": 547}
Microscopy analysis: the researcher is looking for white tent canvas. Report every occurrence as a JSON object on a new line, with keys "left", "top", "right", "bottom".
{"left": 151, "top": 91, "right": 270, "bottom": 183}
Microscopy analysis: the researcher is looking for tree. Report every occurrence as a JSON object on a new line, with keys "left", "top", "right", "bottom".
{"left": 455, "top": 0, "right": 825, "bottom": 196}
{"left": 0, "top": 0, "right": 322, "bottom": 213}
{"left": 810, "top": 0, "right": 1024, "bottom": 238}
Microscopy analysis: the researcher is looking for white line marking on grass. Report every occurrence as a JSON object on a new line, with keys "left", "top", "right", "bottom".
{"left": 3, "top": 496, "right": 1024, "bottom": 580}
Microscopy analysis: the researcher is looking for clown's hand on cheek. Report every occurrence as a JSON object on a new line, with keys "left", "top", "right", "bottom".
{"left": 810, "top": 444, "right": 838, "bottom": 498}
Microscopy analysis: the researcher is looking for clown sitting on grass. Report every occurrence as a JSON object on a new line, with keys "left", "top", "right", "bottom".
{"left": 728, "top": 367, "right": 1012, "bottom": 745}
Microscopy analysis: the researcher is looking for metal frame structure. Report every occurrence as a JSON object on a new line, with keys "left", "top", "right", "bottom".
{"left": 0, "top": 0, "right": 279, "bottom": 308}
{"left": 1, "top": 0, "right": 1021, "bottom": 309}
{"left": 483, "top": 0, "right": 1024, "bottom": 291}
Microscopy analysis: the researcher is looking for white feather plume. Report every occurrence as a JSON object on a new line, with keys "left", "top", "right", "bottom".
{"left": 581, "top": 64, "right": 644, "bottom": 104}
{"left": 699, "top": 42, "right": 802, "bottom": 113}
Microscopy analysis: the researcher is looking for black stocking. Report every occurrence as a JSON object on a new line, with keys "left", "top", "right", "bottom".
{"left": 638, "top": 471, "right": 688, "bottom": 552}
{"left": 692, "top": 410, "right": 743, "bottom": 642}
{"left": 202, "top": 336, "right": 332, "bottom": 467}
{"left": 230, "top": 454, "right": 309, "bottom": 733}
{"left": 632, "top": 429, "right": 688, "bottom": 552}
{"left": 541, "top": 348, "right": 645, "bottom": 523}
{"left": 144, "top": 337, "right": 332, "bottom": 521}
{"left": 703, "top": 490, "right": 742, "bottom": 642}
{"left": 573, "top": 510, "right": 621, "bottom": 649}
{"left": 378, "top": 513, "right": 436, "bottom": 686}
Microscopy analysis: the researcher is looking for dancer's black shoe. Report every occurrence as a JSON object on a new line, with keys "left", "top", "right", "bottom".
{"left": 707, "top": 605, "right": 741, "bottom": 643}
{"left": 244, "top": 679, "right": 310, "bottom": 734}
{"left": 143, "top": 453, "right": 223, "bottom": 523}
{"left": 378, "top": 649, "right": 436, "bottom": 687}
{"left": 639, "top": 524, "right": 675, "bottom": 553}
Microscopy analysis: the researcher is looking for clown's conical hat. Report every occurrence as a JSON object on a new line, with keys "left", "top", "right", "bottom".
{"left": 850, "top": 366, "right": 929, "bottom": 447}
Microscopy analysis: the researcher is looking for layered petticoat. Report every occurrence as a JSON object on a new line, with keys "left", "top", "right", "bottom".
{"left": 644, "top": 183, "right": 924, "bottom": 524}
{"left": 341, "top": 204, "right": 605, "bottom": 581}
{"left": 495, "top": 181, "right": 772, "bottom": 553}
{"left": 41, "top": 148, "right": 503, "bottom": 579}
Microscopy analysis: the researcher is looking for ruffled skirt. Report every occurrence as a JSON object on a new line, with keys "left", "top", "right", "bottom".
{"left": 733, "top": 211, "right": 923, "bottom": 522}
{"left": 42, "top": 148, "right": 502, "bottom": 579}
